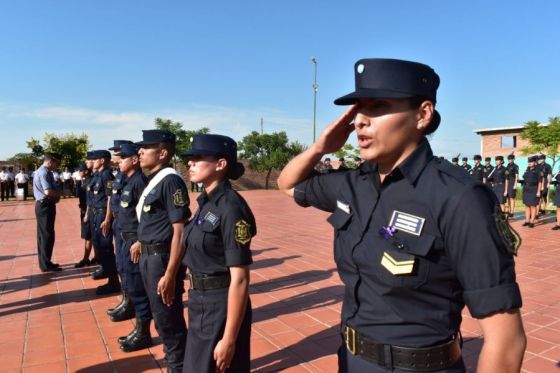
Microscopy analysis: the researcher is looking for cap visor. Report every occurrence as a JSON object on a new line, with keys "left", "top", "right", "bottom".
{"left": 334, "top": 89, "right": 416, "bottom": 105}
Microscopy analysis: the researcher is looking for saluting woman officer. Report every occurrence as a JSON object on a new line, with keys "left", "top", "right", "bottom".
{"left": 181, "top": 134, "right": 255, "bottom": 373}
{"left": 278, "top": 58, "right": 526, "bottom": 372}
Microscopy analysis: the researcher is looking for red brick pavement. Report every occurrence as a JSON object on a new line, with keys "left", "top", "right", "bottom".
{"left": 0, "top": 192, "right": 559, "bottom": 372}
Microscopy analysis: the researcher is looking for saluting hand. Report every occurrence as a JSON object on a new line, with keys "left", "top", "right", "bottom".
{"left": 313, "top": 104, "right": 359, "bottom": 155}
{"left": 130, "top": 242, "right": 141, "bottom": 263}
{"left": 214, "top": 338, "right": 235, "bottom": 373}
{"left": 157, "top": 274, "right": 175, "bottom": 306}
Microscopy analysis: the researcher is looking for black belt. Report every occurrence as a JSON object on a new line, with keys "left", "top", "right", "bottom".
{"left": 345, "top": 326, "right": 461, "bottom": 372}
{"left": 37, "top": 198, "right": 52, "bottom": 204}
{"left": 188, "top": 271, "right": 231, "bottom": 290}
{"left": 524, "top": 182, "right": 538, "bottom": 186}
{"left": 121, "top": 231, "right": 138, "bottom": 241}
{"left": 140, "top": 242, "right": 169, "bottom": 255}
{"left": 91, "top": 208, "right": 106, "bottom": 215}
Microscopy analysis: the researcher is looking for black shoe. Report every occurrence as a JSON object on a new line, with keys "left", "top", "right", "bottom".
{"left": 74, "top": 259, "right": 91, "bottom": 268}
{"left": 522, "top": 222, "right": 530, "bottom": 226}
{"left": 43, "top": 263, "right": 62, "bottom": 272}
{"left": 528, "top": 223, "right": 535, "bottom": 228}
{"left": 110, "top": 297, "right": 135, "bottom": 322}
{"left": 96, "top": 278, "right": 121, "bottom": 295}
{"left": 49, "top": 262, "right": 61, "bottom": 268}
{"left": 90, "top": 257, "right": 98, "bottom": 265}
{"left": 120, "top": 319, "right": 152, "bottom": 352}
{"left": 107, "top": 292, "right": 127, "bottom": 316}
{"left": 552, "top": 225, "right": 560, "bottom": 230}
{"left": 91, "top": 269, "right": 108, "bottom": 280}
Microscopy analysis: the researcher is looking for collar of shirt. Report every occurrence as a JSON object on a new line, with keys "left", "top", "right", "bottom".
{"left": 359, "top": 138, "right": 433, "bottom": 187}
{"left": 196, "top": 179, "right": 231, "bottom": 207}
{"left": 147, "top": 164, "right": 171, "bottom": 181}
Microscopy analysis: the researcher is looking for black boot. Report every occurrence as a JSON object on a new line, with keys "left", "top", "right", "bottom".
{"left": 118, "top": 318, "right": 140, "bottom": 344}
{"left": 107, "top": 291, "right": 127, "bottom": 316}
{"left": 91, "top": 267, "right": 107, "bottom": 280}
{"left": 110, "top": 295, "right": 135, "bottom": 321}
{"left": 96, "top": 275, "right": 121, "bottom": 295}
{"left": 167, "top": 367, "right": 181, "bottom": 373}
{"left": 120, "top": 318, "right": 153, "bottom": 352}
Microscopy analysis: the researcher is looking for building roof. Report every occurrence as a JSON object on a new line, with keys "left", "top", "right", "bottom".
{"left": 474, "top": 122, "right": 549, "bottom": 135}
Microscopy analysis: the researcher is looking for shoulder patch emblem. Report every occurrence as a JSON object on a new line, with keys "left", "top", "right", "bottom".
{"left": 493, "top": 206, "right": 521, "bottom": 256}
{"left": 173, "top": 189, "right": 187, "bottom": 206}
{"left": 106, "top": 180, "right": 113, "bottom": 190}
{"left": 235, "top": 220, "right": 252, "bottom": 245}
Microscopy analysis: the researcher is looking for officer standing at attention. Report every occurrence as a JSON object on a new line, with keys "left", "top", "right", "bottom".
{"left": 460, "top": 157, "right": 471, "bottom": 172}
{"left": 537, "top": 154, "right": 552, "bottom": 215}
{"left": 488, "top": 156, "right": 508, "bottom": 213}
{"left": 522, "top": 156, "right": 543, "bottom": 228}
{"left": 506, "top": 154, "right": 519, "bottom": 218}
{"left": 451, "top": 156, "right": 459, "bottom": 167}
{"left": 551, "top": 168, "right": 560, "bottom": 230}
{"left": 33, "top": 153, "right": 62, "bottom": 272}
{"left": 88, "top": 150, "right": 121, "bottom": 295}
{"left": 482, "top": 156, "right": 494, "bottom": 186}
{"left": 75, "top": 162, "right": 94, "bottom": 268}
{"left": 181, "top": 134, "right": 255, "bottom": 373}
{"left": 136, "top": 129, "right": 190, "bottom": 373}
{"left": 84, "top": 152, "right": 99, "bottom": 267}
{"left": 278, "top": 58, "right": 526, "bottom": 373}
{"left": 107, "top": 140, "right": 135, "bottom": 320}
{"left": 468, "top": 155, "right": 484, "bottom": 182}
{"left": 114, "top": 143, "right": 154, "bottom": 351}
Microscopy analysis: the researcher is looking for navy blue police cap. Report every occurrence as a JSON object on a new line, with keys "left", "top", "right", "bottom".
{"left": 473, "top": 155, "right": 482, "bottom": 160}
{"left": 528, "top": 156, "right": 537, "bottom": 162}
{"left": 109, "top": 140, "right": 133, "bottom": 151}
{"left": 462, "top": 157, "right": 468, "bottom": 161}
{"left": 77, "top": 163, "right": 87, "bottom": 171}
{"left": 507, "top": 154, "right": 515, "bottom": 160}
{"left": 485, "top": 157, "right": 491, "bottom": 162}
{"left": 495, "top": 155, "right": 504, "bottom": 161}
{"left": 136, "top": 129, "right": 176, "bottom": 145}
{"left": 86, "top": 151, "right": 94, "bottom": 160}
{"left": 120, "top": 143, "right": 140, "bottom": 158}
{"left": 451, "top": 157, "right": 458, "bottom": 162}
{"left": 334, "top": 59, "right": 441, "bottom": 129}
{"left": 538, "top": 154, "right": 546, "bottom": 160}
{"left": 91, "top": 150, "right": 111, "bottom": 159}
{"left": 182, "top": 134, "right": 238, "bottom": 161}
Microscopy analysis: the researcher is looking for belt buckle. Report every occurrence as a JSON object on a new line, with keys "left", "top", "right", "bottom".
{"left": 346, "top": 326, "right": 356, "bottom": 355}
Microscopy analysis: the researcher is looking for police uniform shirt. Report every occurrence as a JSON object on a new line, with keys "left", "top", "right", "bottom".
{"left": 542, "top": 163, "right": 552, "bottom": 187}
{"left": 110, "top": 171, "right": 126, "bottom": 213}
{"left": 90, "top": 168, "right": 114, "bottom": 209}
{"left": 293, "top": 138, "right": 521, "bottom": 347}
{"left": 506, "top": 163, "right": 519, "bottom": 181}
{"left": 137, "top": 167, "right": 191, "bottom": 244}
{"left": 490, "top": 165, "right": 507, "bottom": 184}
{"left": 183, "top": 180, "right": 255, "bottom": 275}
{"left": 78, "top": 175, "right": 91, "bottom": 210}
{"left": 118, "top": 170, "right": 148, "bottom": 233}
{"left": 461, "top": 164, "right": 471, "bottom": 172}
{"left": 469, "top": 164, "right": 484, "bottom": 182}
{"left": 86, "top": 172, "right": 97, "bottom": 208}
{"left": 32, "top": 166, "right": 56, "bottom": 201}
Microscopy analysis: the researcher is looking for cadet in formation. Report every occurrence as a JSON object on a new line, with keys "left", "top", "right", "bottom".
{"left": 181, "top": 134, "right": 255, "bottom": 373}
{"left": 87, "top": 150, "right": 120, "bottom": 295}
{"left": 75, "top": 161, "right": 94, "bottom": 268}
{"left": 114, "top": 143, "right": 154, "bottom": 352}
{"left": 278, "top": 58, "right": 525, "bottom": 372}
{"left": 468, "top": 154, "right": 484, "bottom": 182}
{"left": 106, "top": 140, "right": 135, "bottom": 322}
{"left": 488, "top": 155, "right": 508, "bottom": 213}
{"left": 505, "top": 154, "right": 519, "bottom": 218}
{"left": 552, "top": 168, "right": 560, "bottom": 230}
{"left": 536, "top": 154, "right": 552, "bottom": 215}
{"left": 522, "top": 156, "right": 543, "bottom": 228}
{"left": 460, "top": 157, "right": 471, "bottom": 172}
{"left": 483, "top": 156, "right": 494, "bottom": 187}
{"left": 136, "top": 130, "right": 189, "bottom": 373}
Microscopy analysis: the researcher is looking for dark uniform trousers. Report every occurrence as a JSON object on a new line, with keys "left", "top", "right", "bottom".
{"left": 92, "top": 211, "right": 117, "bottom": 276}
{"left": 338, "top": 339, "right": 467, "bottom": 373}
{"left": 113, "top": 219, "right": 124, "bottom": 287}
{"left": 183, "top": 288, "right": 252, "bottom": 373}
{"left": 80, "top": 208, "right": 92, "bottom": 240}
{"left": 35, "top": 200, "right": 56, "bottom": 270}
{"left": 121, "top": 238, "right": 152, "bottom": 321}
{"left": 140, "top": 250, "right": 187, "bottom": 368}
{"left": 88, "top": 209, "right": 99, "bottom": 259}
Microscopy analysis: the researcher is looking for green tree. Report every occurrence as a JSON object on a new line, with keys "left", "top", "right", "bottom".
{"left": 238, "top": 131, "right": 305, "bottom": 189}
{"left": 520, "top": 117, "right": 560, "bottom": 170}
{"left": 26, "top": 133, "right": 90, "bottom": 169}
{"left": 154, "top": 117, "right": 209, "bottom": 165}
{"left": 333, "top": 143, "right": 361, "bottom": 167}
{"left": 8, "top": 153, "right": 39, "bottom": 171}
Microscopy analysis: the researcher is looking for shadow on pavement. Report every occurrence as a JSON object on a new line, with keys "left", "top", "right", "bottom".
{"left": 75, "top": 355, "right": 163, "bottom": 373}
{"left": 251, "top": 255, "right": 301, "bottom": 270}
{"left": 251, "top": 269, "right": 336, "bottom": 294}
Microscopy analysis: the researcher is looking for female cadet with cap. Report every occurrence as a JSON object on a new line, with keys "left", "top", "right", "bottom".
{"left": 181, "top": 134, "right": 255, "bottom": 373}
{"left": 552, "top": 167, "right": 560, "bottom": 230}
{"left": 521, "top": 156, "right": 542, "bottom": 228}
{"left": 278, "top": 58, "right": 526, "bottom": 373}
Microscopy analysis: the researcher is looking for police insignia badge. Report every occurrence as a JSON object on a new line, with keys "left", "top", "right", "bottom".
{"left": 493, "top": 205, "right": 522, "bottom": 255}
{"left": 143, "top": 204, "right": 151, "bottom": 212}
{"left": 235, "top": 220, "right": 252, "bottom": 245}
{"left": 173, "top": 189, "right": 187, "bottom": 206}
{"left": 381, "top": 250, "right": 415, "bottom": 275}
{"left": 120, "top": 201, "right": 129, "bottom": 208}
{"left": 112, "top": 189, "right": 117, "bottom": 194}
{"left": 106, "top": 180, "right": 113, "bottom": 190}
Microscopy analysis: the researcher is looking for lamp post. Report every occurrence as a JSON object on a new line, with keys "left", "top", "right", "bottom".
{"left": 311, "top": 57, "right": 318, "bottom": 143}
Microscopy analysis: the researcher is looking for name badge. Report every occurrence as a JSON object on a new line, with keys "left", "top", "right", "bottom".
{"left": 388, "top": 211, "right": 425, "bottom": 236}
{"left": 337, "top": 200, "right": 350, "bottom": 214}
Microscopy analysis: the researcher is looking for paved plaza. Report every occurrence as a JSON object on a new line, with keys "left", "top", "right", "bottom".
{"left": 0, "top": 191, "right": 559, "bottom": 372}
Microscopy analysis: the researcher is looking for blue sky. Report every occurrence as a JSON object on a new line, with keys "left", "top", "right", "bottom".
{"left": 1, "top": 0, "right": 559, "bottom": 160}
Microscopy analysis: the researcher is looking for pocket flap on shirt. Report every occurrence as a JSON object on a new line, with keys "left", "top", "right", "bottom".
{"left": 327, "top": 208, "right": 352, "bottom": 230}
{"left": 399, "top": 233, "right": 435, "bottom": 257}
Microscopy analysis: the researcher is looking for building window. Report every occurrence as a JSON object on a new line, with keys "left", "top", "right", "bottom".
{"left": 501, "top": 135, "right": 517, "bottom": 148}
